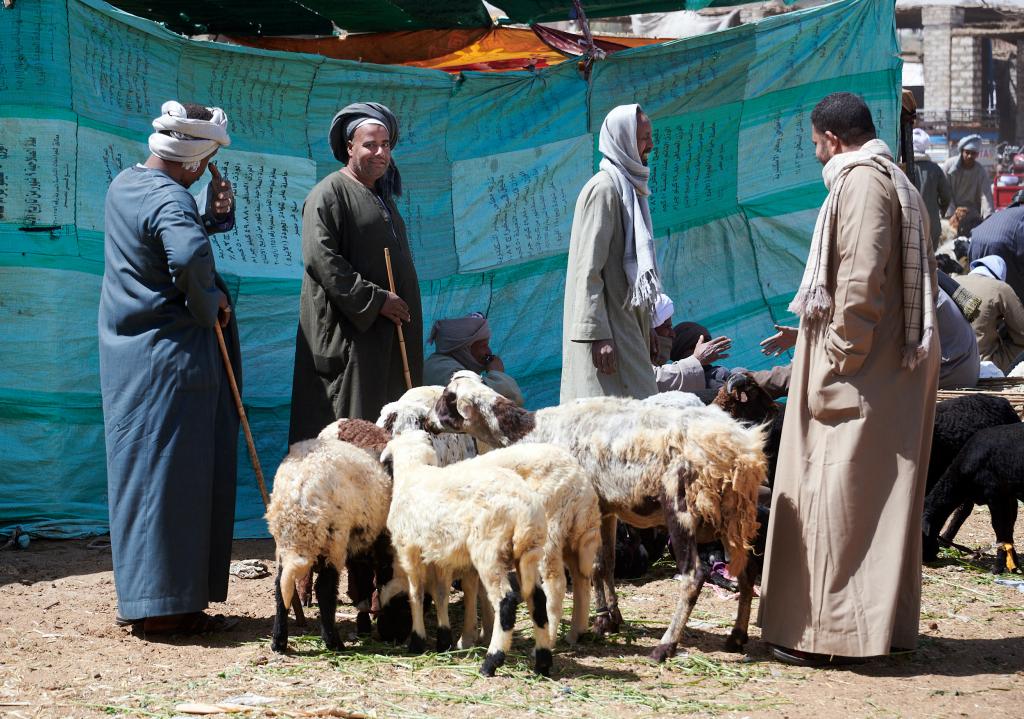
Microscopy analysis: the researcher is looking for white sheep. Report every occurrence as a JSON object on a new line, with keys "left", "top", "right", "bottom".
{"left": 380, "top": 430, "right": 554, "bottom": 677}
{"left": 266, "top": 437, "right": 394, "bottom": 653}
{"left": 434, "top": 370, "right": 767, "bottom": 662}
{"left": 469, "top": 443, "right": 602, "bottom": 645}
{"left": 378, "top": 385, "right": 478, "bottom": 464}
{"left": 642, "top": 390, "right": 705, "bottom": 410}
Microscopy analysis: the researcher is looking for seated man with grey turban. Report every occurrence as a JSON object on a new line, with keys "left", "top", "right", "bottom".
{"left": 99, "top": 100, "right": 240, "bottom": 636}
{"left": 423, "top": 313, "right": 524, "bottom": 406}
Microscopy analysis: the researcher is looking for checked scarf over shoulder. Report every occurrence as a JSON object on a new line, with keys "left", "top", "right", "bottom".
{"left": 789, "top": 138, "right": 935, "bottom": 370}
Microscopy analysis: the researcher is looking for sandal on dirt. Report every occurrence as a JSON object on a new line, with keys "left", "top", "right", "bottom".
{"left": 139, "top": 612, "right": 240, "bottom": 635}
{"left": 115, "top": 615, "right": 139, "bottom": 627}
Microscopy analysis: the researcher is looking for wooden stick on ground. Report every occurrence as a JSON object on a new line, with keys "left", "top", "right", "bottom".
{"left": 383, "top": 247, "right": 413, "bottom": 391}
{"left": 214, "top": 321, "right": 306, "bottom": 626}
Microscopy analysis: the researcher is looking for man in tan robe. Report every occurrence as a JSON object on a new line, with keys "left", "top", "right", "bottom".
{"left": 759, "top": 93, "right": 940, "bottom": 664}
{"left": 957, "top": 255, "right": 1024, "bottom": 372}
{"left": 561, "top": 104, "right": 659, "bottom": 402}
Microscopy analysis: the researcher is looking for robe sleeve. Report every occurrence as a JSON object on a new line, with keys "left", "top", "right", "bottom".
{"left": 653, "top": 356, "right": 706, "bottom": 391}
{"left": 152, "top": 192, "right": 221, "bottom": 328}
{"left": 303, "top": 186, "right": 388, "bottom": 333}
{"left": 483, "top": 370, "right": 525, "bottom": 407}
{"left": 568, "top": 181, "right": 618, "bottom": 343}
{"left": 980, "top": 169, "right": 995, "bottom": 219}
{"left": 999, "top": 284, "right": 1024, "bottom": 347}
{"left": 936, "top": 169, "right": 952, "bottom": 217}
{"left": 825, "top": 167, "right": 894, "bottom": 377}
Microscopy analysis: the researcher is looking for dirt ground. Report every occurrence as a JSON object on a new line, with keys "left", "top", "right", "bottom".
{"left": 1, "top": 507, "right": 1022, "bottom": 719}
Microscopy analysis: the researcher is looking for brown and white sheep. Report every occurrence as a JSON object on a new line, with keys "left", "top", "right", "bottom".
{"left": 266, "top": 436, "right": 394, "bottom": 653}
{"left": 434, "top": 371, "right": 767, "bottom": 662}
{"left": 380, "top": 430, "right": 554, "bottom": 677}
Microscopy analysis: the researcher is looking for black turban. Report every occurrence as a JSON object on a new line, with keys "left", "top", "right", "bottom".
{"left": 328, "top": 102, "right": 402, "bottom": 198}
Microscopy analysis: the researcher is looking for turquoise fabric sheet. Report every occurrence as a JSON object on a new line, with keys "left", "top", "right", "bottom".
{"left": 0, "top": 0, "right": 901, "bottom": 537}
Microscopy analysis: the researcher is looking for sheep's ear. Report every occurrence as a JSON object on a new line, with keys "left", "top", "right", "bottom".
{"left": 381, "top": 412, "right": 397, "bottom": 434}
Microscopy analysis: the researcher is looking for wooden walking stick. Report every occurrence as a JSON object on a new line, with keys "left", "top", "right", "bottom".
{"left": 214, "top": 320, "right": 306, "bottom": 626}
{"left": 384, "top": 247, "right": 414, "bottom": 391}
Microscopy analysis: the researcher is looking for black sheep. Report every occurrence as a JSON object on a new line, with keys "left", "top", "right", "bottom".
{"left": 926, "top": 395, "right": 1020, "bottom": 548}
{"left": 923, "top": 422, "right": 1024, "bottom": 573}
{"left": 713, "top": 372, "right": 785, "bottom": 489}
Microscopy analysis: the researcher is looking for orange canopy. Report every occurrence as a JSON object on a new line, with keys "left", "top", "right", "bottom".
{"left": 227, "top": 26, "right": 665, "bottom": 72}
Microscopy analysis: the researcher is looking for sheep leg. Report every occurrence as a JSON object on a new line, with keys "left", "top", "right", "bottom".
{"left": 345, "top": 551, "right": 375, "bottom": 637}
{"left": 990, "top": 500, "right": 1020, "bottom": 574}
{"left": 519, "top": 549, "right": 553, "bottom": 676}
{"left": 592, "top": 514, "right": 622, "bottom": 636}
{"left": 480, "top": 583, "right": 495, "bottom": 643}
{"left": 432, "top": 567, "right": 455, "bottom": 652}
{"left": 373, "top": 535, "right": 411, "bottom": 644}
{"left": 272, "top": 558, "right": 308, "bottom": 653}
{"left": 542, "top": 555, "right": 567, "bottom": 648}
{"left": 567, "top": 528, "right": 601, "bottom": 645}
{"left": 314, "top": 562, "right": 343, "bottom": 651}
{"left": 940, "top": 501, "right": 975, "bottom": 544}
{"left": 401, "top": 552, "right": 428, "bottom": 654}
{"left": 724, "top": 557, "right": 755, "bottom": 652}
{"left": 458, "top": 568, "right": 480, "bottom": 649}
{"left": 477, "top": 563, "right": 517, "bottom": 677}
{"left": 650, "top": 515, "right": 704, "bottom": 663}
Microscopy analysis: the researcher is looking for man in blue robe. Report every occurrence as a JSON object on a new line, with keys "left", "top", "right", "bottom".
{"left": 99, "top": 101, "right": 240, "bottom": 635}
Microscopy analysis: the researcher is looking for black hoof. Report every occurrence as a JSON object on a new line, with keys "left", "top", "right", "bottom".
{"left": 436, "top": 626, "right": 454, "bottom": 652}
{"left": 323, "top": 632, "right": 343, "bottom": 652}
{"left": 271, "top": 637, "right": 287, "bottom": 653}
{"left": 535, "top": 648, "right": 553, "bottom": 676}
{"left": 650, "top": 642, "right": 676, "bottom": 663}
{"left": 724, "top": 629, "right": 748, "bottom": 653}
{"left": 408, "top": 631, "right": 426, "bottom": 654}
{"left": 355, "top": 611, "right": 372, "bottom": 636}
{"left": 592, "top": 613, "right": 619, "bottom": 637}
{"left": 481, "top": 650, "right": 506, "bottom": 677}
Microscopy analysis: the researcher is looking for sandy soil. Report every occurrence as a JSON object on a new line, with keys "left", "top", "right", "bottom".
{"left": 1, "top": 507, "right": 1022, "bottom": 719}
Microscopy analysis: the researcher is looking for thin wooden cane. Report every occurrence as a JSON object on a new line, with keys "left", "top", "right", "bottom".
{"left": 214, "top": 321, "right": 306, "bottom": 625}
{"left": 384, "top": 247, "right": 414, "bottom": 390}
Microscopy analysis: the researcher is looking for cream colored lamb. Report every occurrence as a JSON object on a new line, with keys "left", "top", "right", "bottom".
{"left": 266, "top": 437, "right": 393, "bottom": 653}
{"left": 380, "top": 430, "right": 553, "bottom": 677}
{"left": 470, "top": 444, "right": 601, "bottom": 645}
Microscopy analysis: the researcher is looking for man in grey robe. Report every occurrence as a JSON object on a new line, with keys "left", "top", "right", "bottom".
{"left": 942, "top": 134, "right": 993, "bottom": 220}
{"left": 99, "top": 101, "right": 239, "bottom": 635}
{"left": 423, "top": 313, "right": 524, "bottom": 405}
{"left": 289, "top": 103, "right": 422, "bottom": 443}
{"left": 561, "top": 104, "right": 659, "bottom": 402}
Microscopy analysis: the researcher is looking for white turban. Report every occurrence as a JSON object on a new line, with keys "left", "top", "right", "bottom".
{"left": 912, "top": 128, "right": 930, "bottom": 157}
{"left": 148, "top": 101, "right": 231, "bottom": 164}
{"left": 652, "top": 293, "right": 674, "bottom": 327}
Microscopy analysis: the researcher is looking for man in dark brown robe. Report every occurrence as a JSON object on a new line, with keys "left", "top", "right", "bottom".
{"left": 288, "top": 102, "right": 422, "bottom": 444}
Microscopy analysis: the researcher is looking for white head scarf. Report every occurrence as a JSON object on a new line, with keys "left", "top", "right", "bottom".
{"left": 148, "top": 101, "right": 231, "bottom": 165}
{"left": 598, "top": 103, "right": 661, "bottom": 313}
{"left": 912, "top": 128, "right": 929, "bottom": 157}
{"left": 652, "top": 293, "right": 674, "bottom": 327}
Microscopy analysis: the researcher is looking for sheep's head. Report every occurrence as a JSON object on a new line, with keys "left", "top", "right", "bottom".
{"left": 433, "top": 371, "right": 525, "bottom": 447}
{"left": 378, "top": 385, "right": 446, "bottom": 434}
{"left": 712, "top": 372, "right": 779, "bottom": 426}
{"left": 380, "top": 429, "right": 439, "bottom": 477}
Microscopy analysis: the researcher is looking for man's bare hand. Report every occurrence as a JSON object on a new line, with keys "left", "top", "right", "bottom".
{"left": 692, "top": 334, "right": 731, "bottom": 365}
{"left": 486, "top": 354, "right": 505, "bottom": 372}
{"left": 759, "top": 324, "right": 798, "bottom": 356}
{"left": 591, "top": 339, "right": 617, "bottom": 375}
{"left": 217, "top": 291, "right": 232, "bottom": 328}
{"left": 208, "top": 163, "right": 234, "bottom": 218}
{"left": 380, "top": 292, "right": 411, "bottom": 325}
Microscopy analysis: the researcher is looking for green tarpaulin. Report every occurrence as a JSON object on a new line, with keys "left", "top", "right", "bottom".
{"left": 0, "top": 0, "right": 901, "bottom": 538}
